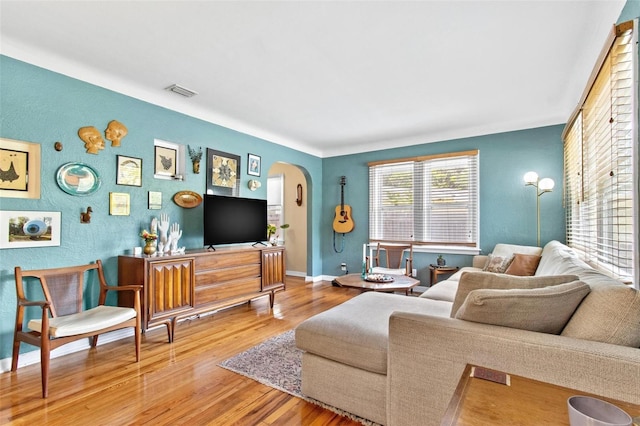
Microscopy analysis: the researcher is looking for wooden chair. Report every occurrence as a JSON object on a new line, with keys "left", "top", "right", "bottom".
{"left": 11, "top": 260, "right": 142, "bottom": 398}
{"left": 368, "top": 243, "right": 413, "bottom": 276}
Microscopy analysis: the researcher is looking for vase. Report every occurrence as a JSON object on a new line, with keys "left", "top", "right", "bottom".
{"left": 143, "top": 241, "right": 156, "bottom": 256}
{"left": 437, "top": 256, "right": 446, "bottom": 266}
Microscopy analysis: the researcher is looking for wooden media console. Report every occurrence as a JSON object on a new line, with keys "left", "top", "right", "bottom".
{"left": 118, "top": 245, "right": 285, "bottom": 342}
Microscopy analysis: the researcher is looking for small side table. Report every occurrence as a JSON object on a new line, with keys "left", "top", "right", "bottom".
{"left": 441, "top": 364, "right": 640, "bottom": 425}
{"left": 429, "top": 265, "right": 459, "bottom": 286}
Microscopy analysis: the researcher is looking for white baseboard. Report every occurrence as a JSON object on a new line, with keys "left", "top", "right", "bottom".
{"left": 1, "top": 328, "right": 134, "bottom": 373}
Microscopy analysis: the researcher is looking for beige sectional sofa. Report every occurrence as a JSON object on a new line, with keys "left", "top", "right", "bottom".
{"left": 295, "top": 241, "right": 640, "bottom": 425}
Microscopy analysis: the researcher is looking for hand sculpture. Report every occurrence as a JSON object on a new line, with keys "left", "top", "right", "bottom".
{"left": 169, "top": 223, "right": 182, "bottom": 253}
{"left": 158, "top": 214, "right": 170, "bottom": 245}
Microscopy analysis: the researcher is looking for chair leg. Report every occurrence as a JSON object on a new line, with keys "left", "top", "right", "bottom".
{"left": 134, "top": 325, "right": 141, "bottom": 362}
{"left": 11, "top": 337, "right": 20, "bottom": 372}
{"left": 41, "top": 337, "right": 50, "bottom": 398}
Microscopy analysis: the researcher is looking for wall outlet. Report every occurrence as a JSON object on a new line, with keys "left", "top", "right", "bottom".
{"left": 340, "top": 263, "right": 347, "bottom": 271}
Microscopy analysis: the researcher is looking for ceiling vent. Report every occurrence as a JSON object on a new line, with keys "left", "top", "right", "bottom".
{"left": 165, "top": 84, "right": 198, "bottom": 98}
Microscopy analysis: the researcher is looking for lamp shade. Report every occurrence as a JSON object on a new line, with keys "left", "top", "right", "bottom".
{"left": 539, "top": 178, "right": 555, "bottom": 192}
{"left": 524, "top": 171, "right": 539, "bottom": 184}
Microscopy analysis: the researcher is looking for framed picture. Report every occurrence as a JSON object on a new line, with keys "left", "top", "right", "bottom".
{"left": 0, "top": 210, "right": 61, "bottom": 249}
{"left": 154, "top": 145, "right": 177, "bottom": 177}
{"left": 206, "top": 148, "right": 240, "bottom": 196}
{"left": 248, "top": 153, "right": 261, "bottom": 177}
{"left": 109, "top": 192, "right": 130, "bottom": 216}
{"left": 116, "top": 155, "right": 142, "bottom": 186}
{"left": 0, "top": 138, "right": 41, "bottom": 199}
{"left": 148, "top": 191, "right": 162, "bottom": 209}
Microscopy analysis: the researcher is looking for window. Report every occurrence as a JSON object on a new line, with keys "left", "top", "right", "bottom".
{"left": 563, "top": 20, "right": 638, "bottom": 284}
{"left": 267, "top": 174, "right": 284, "bottom": 228}
{"left": 369, "top": 150, "right": 479, "bottom": 247}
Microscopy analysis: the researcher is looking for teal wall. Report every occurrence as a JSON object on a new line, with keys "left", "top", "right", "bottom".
{"left": 322, "top": 125, "right": 566, "bottom": 280}
{"left": 0, "top": 56, "right": 323, "bottom": 360}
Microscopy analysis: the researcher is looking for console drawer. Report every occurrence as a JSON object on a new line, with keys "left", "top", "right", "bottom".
{"left": 194, "top": 250, "right": 260, "bottom": 270}
{"left": 196, "top": 277, "right": 261, "bottom": 305}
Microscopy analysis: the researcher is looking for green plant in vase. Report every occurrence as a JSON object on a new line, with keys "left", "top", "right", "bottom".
{"left": 267, "top": 223, "right": 289, "bottom": 245}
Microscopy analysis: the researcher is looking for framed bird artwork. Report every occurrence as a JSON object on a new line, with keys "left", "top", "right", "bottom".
{"left": 154, "top": 145, "right": 177, "bottom": 177}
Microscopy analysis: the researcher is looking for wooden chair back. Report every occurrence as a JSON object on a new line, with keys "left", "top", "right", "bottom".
{"left": 17, "top": 264, "right": 96, "bottom": 318}
{"left": 373, "top": 243, "right": 413, "bottom": 269}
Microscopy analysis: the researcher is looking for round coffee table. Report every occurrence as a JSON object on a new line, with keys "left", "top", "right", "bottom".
{"left": 334, "top": 273, "right": 420, "bottom": 295}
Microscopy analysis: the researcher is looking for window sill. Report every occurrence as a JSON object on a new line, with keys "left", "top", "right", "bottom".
{"left": 365, "top": 244, "right": 480, "bottom": 256}
{"left": 413, "top": 245, "right": 481, "bottom": 256}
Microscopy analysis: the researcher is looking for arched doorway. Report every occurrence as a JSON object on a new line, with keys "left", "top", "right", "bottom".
{"left": 267, "top": 162, "right": 308, "bottom": 277}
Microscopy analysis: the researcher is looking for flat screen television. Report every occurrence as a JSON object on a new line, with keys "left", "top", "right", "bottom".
{"left": 203, "top": 194, "right": 268, "bottom": 248}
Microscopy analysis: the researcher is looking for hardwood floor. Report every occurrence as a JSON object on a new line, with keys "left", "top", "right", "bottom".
{"left": 1, "top": 277, "right": 366, "bottom": 425}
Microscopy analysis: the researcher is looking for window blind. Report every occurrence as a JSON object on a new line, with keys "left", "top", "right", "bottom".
{"left": 563, "top": 20, "right": 637, "bottom": 283}
{"left": 369, "top": 150, "right": 479, "bottom": 246}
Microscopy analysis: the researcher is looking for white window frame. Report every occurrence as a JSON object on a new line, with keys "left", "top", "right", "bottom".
{"left": 368, "top": 150, "right": 479, "bottom": 252}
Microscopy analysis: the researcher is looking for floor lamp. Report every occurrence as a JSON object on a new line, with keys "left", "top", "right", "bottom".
{"left": 524, "top": 171, "right": 554, "bottom": 247}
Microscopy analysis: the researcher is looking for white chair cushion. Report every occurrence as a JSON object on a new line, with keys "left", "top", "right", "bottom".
{"left": 28, "top": 305, "right": 137, "bottom": 338}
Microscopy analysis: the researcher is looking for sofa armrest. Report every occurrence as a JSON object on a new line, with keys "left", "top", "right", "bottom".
{"left": 387, "top": 313, "right": 640, "bottom": 426}
{"left": 472, "top": 255, "right": 488, "bottom": 269}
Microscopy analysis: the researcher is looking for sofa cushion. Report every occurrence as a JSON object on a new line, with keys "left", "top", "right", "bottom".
{"left": 455, "top": 281, "right": 590, "bottom": 334}
{"left": 492, "top": 243, "right": 543, "bottom": 258}
{"left": 561, "top": 285, "right": 640, "bottom": 348}
{"left": 536, "top": 241, "right": 623, "bottom": 288}
{"left": 505, "top": 253, "right": 542, "bottom": 276}
{"left": 450, "top": 272, "right": 580, "bottom": 318}
{"left": 420, "top": 279, "right": 459, "bottom": 302}
{"left": 295, "top": 292, "right": 452, "bottom": 375}
{"left": 483, "top": 254, "right": 514, "bottom": 273}
{"left": 420, "top": 267, "right": 481, "bottom": 302}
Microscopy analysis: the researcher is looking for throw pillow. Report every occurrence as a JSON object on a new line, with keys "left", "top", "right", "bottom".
{"left": 561, "top": 285, "right": 640, "bottom": 348}
{"left": 450, "top": 272, "right": 580, "bottom": 318}
{"left": 455, "top": 281, "right": 590, "bottom": 334}
{"left": 505, "top": 254, "right": 542, "bottom": 276}
{"left": 483, "top": 254, "right": 514, "bottom": 273}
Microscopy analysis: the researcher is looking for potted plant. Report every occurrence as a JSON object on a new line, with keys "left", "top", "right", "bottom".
{"left": 267, "top": 223, "right": 289, "bottom": 245}
{"left": 437, "top": 254, "right": 446, "bottom": 266}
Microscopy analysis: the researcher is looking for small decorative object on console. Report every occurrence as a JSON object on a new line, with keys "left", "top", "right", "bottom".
{"left": 437, "top": 255, "right": 446, "bottom": 266}
{"left": 140, "top": 229, "right": 157, "bottom": 256}
{"left": 154, "top": 213, "right": 185, "bottom": 255}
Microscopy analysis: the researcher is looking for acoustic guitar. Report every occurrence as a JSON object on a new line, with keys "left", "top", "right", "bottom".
{"left": 333, "top": 176, "right": 355, "bottom": 233}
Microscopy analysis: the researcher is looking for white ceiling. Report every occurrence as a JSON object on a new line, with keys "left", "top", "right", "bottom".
{"left": 0, "top": 1, "right": 627, "bottom": 157}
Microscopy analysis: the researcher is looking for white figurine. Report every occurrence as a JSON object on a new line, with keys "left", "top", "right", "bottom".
{"left": 169, "top": 223, "right": 182, "bottom": 254}
{"left": 158, "top": 213, "right": 170, "bottom": 247}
